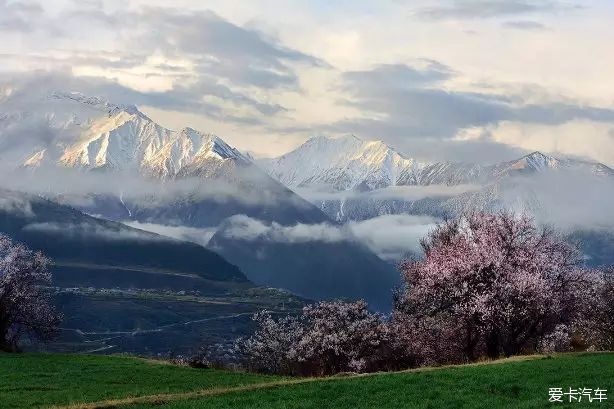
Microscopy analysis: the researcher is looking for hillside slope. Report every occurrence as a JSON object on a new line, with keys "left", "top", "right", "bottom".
{"left": 0, "top": 189, "right": 304, "bottom": 355}
{"left": 0, "top": 189, "right": 246, "bottom": 284}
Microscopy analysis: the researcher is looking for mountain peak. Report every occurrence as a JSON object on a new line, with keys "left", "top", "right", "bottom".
{"left": 523, "top": 151, "right": 549, "bottom": 159}
{"left": 12, "top": 91, "right": 248, "bottom": 178}
{"left": 260, "top": 134, "right": 424, "bottom": 191}
{"left": 49, "top": 91, "right": 147, "bottom": 119}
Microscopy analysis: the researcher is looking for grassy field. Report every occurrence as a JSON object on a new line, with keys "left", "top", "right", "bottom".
{"left": 0, "top": 353, "right": 279, "bottom": 408}
{"left": 1, "top": 353, "right": 612, "bottom": 409}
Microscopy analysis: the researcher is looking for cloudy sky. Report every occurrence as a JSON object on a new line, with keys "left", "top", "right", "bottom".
{"left": 2, "top": 0, "right": 614, "bottom": 165}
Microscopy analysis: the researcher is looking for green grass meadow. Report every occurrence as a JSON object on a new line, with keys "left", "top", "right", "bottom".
{"left": 0, "top": 353, "right": 612, "bottom": 408}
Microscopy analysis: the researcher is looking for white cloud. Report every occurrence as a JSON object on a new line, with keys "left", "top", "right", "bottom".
{"left": 347, "top": 214, "right": 437, "bottom": 261}
{"left": 295, "top": 184, "right": 481, "bottom": 202}
{"left": 125, "top": 221, "right": 217, "bottom": 247}
{"left": 217, "top": 213, "right": 438, "bottom": 261}
{"left": 488, "top": 119, "right": 614, "bottom": 167}
{"left": 218, "top": 214, "right": 345, "bottom": 244}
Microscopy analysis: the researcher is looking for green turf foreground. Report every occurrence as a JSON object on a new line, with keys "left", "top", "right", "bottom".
{"left": 0, "top": 353, "right": 612, "bottom": 409}
{"left": 0, "top": 353, "right": 279, "bottom": 408}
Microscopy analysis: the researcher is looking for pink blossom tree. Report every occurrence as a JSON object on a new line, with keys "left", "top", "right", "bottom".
{"left": 237, "top": 311, "right": 304, "bottom": 374}
{"left": 0, "top": 234, "right": 61, "bottom": 352}
{"left": 394, "top": 212, "right": 587, "bottom": 361}
{"left": 577, "top": 268, "right": 614, "bottom": 351}
{"left": 238, "top": 300, "right": 395, "bottom": 376}
{"left": 293, "top": 300, "right": 390, "bottom": 375}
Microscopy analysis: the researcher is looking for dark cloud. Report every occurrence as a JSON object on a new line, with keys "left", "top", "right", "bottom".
{"left": 0, "top": 3, "right": 326, "bottom": 126}
{"left": 342, "top": 61, "right": 454, "bottom": 89}
{"left": 313, "top": 62, "right": 614, "bottom": 163}
{"left": 1, "top": 70, "right": 284, "bottom": 126}
{"left": 136, "top": 9, "right": 325, "bottom": 89}
{"left": 416, "top": 0, "right": 580, "bottom": 20}
{"left": 2, "top": 3, "right": 324, "bottom": 119}
{"left": 339, "top": 63, "right": 614, "bottom": 134}
{"left": 55, "top": 6, "right": 325, "bottom": 90}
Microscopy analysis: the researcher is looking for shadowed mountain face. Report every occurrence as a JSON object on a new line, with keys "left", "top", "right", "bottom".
{"left": 0, "top": 189, "right": 246, "bottom": 284}
{"left": 0, "top": 189, "right": 308, "bottom": 355}
{"left": 209, "top": 228, "right": 401, "bottom": 312}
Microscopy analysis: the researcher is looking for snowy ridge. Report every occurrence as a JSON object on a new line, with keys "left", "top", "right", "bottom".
{"left": 17, "top": 92, "right": 249, "bottom": 178}
{"left": 261, "top": 135, "right": 614, "bottom": 223}
{"left": 49, "top": 91, "right": 141, "bottom": 117}
{"left": 260, "top": 134, "right": 425, "bottom": 191}
{"left": 262, "top": 135, "right": 614, "bottom": 193}
{"left": 489, "top": 151, "right": 614, "bottom": 179}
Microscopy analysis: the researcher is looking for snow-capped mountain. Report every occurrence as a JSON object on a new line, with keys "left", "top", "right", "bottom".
{"left": 261, "top": 135, "right": 614, "bottom": 223}
{"left": 261, "top": 135, "right": 614, "bottom": 193}
{"left": 11, "top": 92, "right": 248, "bottom": 178}
{"left": 260, "top": 135, "right": 425, "bottom": 191}
{"left": 487, "top": 151, "right": 614, "bottom": 179}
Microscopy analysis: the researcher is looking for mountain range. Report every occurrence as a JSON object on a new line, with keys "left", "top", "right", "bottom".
{"left": 260, "top": 134, "right": 614, "bottom": 223}
{"left": 261, "top": 134, "right": 613, "bottom": 192}
{"left": 0, "top": 91, "right": 399, "bottom": 312}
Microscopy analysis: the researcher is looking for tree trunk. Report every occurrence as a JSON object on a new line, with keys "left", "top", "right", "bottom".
{"left": 464, "top": 323, "right": 478, "bottom": 361}
{"left": 486, "top": 330, "right": 500, "bottom": 359}
{"left": 0, "top": 339, "right": 17, "bottom": 353}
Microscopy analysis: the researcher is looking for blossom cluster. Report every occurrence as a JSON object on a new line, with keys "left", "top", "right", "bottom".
{"left": 0, "top": 234, "right": 62, "bottom": 352}
{"left": 236, "top": 300, "right": 406, "bottom": 376}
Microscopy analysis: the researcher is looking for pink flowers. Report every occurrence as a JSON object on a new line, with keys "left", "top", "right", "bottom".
{"left": 237, "top": 212, "right": 613, "bottom": 374}
{"left": 395, "top": 212, "right": 592, "bottom": 361}
{"left": 0, "top": 234, "right": 61, "bottom": 352}
{"left": 237, "top": 300, "right": 395, "bottom": 376}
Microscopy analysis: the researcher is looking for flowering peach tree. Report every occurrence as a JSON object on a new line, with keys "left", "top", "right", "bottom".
{"left": 238, "top": 300, "right": 392, "bottom": 375}
{"left": 0, "top": 234, "right": 61, "bottom": 352}
{"left": 394, "top": 212, "right": 588, "bottom": 361}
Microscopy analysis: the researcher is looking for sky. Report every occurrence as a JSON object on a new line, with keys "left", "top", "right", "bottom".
{"left": 2, "top": 0, "right": 614, "bottom": 165}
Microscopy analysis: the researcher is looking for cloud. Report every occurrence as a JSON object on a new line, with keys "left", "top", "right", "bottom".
{"left": 416, "top": 0, "right": 580, "bottom": 20}
{"left": 0, "top": 166, "right": 296, "bottom": 210}
{"left": 216, "top": 214, "right": 438, "bottom": 261}
{"left": 342, "top": 61, "right": 454, "bottom": 89}
{"left": 132, "top": 8, "right": 326, "bottom": 89}
{"left": 0, "top": 70, "right": 286, "bottom": 126}
{"left": 0, "top": 0, "right": 44, "bottom": 33}
{"left": 295, "top": 184, "right": 481, "bottom": 202}
{"left": 326, "top": 61, "right": 614, "bottom": 163}
{"left": 45, "top": 5, "right": 325, "bottom": 90}
{"left": 124, "top": 221, "right": 217, "bottom": 247}
{"left": 0, "top": 191, "right": 34, "bottom": 217}
{"left": 347, "top": 214, "right": 437, "bottom": 261}
{"left": 217, "top": 214, "right": 345, "bottom": 243}
{"left": 0, "top": 3, "right": 327, "bottom": 125}
{"left": 2, "top": 1, "right": 614, "bottom": 167}
{"left": 493, "top": 171, "right": 614, "bottom": 231}
{"left": 21, "top": 221, "right": 166, "bottom": 242}
{"left": 502, "top": 20, "right": 549, "bottom": 30}
{"left": 487, "top": 120, "right": 614, "bottom": 167}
